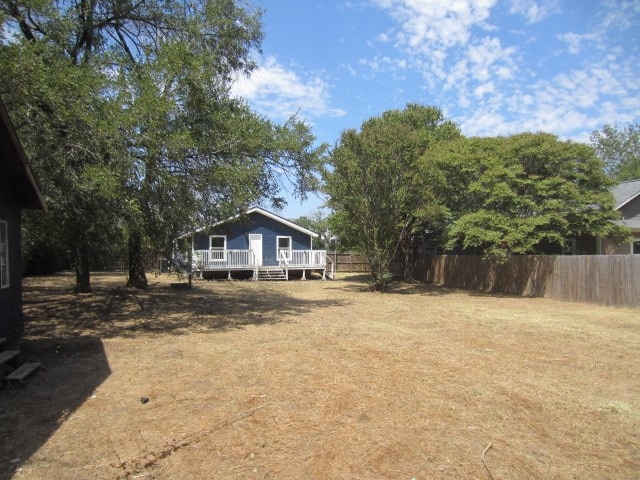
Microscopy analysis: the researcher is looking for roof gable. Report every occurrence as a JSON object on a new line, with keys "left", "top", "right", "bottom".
{"left": 245, "top": 207, "right": 318, "bottom": 237}
{"left": 0, "top": 99, "right": 46, "bottom": 211}
{"left": 612, "top": 179, "right": 640, "bottom": 210}
{"left": 186, "top": 207, "right": 318, "bottom": 238}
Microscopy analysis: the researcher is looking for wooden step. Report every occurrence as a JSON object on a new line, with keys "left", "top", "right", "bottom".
{"left": 258, "top": 267, "right": 287, "bottom": 280}
{"left": 0, "top": 350, "right": 19, "bottom": 365}
{"left": 257, "top": 272, "right": 287, "bottom": 280}
{"left": 5, "top": 362, "right": 41, "bottom": 382}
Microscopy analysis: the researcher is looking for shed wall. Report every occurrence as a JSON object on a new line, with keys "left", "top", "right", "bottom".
{"left": 0, "top": 200, "right": 23, "bottom": 340}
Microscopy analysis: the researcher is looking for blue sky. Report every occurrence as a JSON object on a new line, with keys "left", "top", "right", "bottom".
{"left": 231, "top": 0, "right": 640, "bottom": 219}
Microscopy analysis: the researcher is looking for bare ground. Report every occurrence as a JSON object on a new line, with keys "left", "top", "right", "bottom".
{"left": 1, "top": 272, "right": 639, "bottom": 480}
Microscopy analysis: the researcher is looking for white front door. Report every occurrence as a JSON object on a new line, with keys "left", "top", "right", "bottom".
{"left": 249, "top": 234, "right": 262, "bottom": 266}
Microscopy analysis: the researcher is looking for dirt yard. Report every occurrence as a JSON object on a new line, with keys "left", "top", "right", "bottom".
{"left": 1, "top": 272, "right": 639, "bottom": 480}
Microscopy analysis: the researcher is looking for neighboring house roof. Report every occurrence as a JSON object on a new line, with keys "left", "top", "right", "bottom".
{"left": 185, "top": 206, "right": 319, "bottom": 238}
{"left": 619, "top": 219, "right": 640, "bottom": 230}
{"left": 612, "top": 179, "right": 640, "bottom": 210}
{"left": 611, "top": 179, "right": 640, "bottom": 231}
{"left": 0, "top": 98, "right": 47, "bottom": 211}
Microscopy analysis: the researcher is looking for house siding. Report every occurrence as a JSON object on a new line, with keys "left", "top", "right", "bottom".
{"left": 193, "top": 211, "right": 312, "bottom": 267}
{"left": 606, "top": 193, "right": 640, "bottom": 254}
{"left": 619, "top": 195, "right": 640, "bottom": 224}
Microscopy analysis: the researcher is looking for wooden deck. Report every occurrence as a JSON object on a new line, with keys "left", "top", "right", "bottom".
{"left": 192, "top": 249, "right": 328, "bottom": 270}
{"left": 190, "top": 249, "right": 333, "bottom": 280}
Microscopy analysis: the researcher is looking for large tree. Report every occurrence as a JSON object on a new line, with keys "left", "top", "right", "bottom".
{"left": 421, "top": 133, "right": 629, "bottom": 257}
{"left": 324, "top": 104, "right": 461, "bottom": 290}
{"left": 1, "top": 0, "right": 325, "bottom": 291}
{"left": 590, "top": 123, "right": 640, "bottom": 181}
{"left": 0, "top": 40, "right": 131, "bottom": 291}
{"left": 117, "top": 35, "right": 324, "bottom": 288}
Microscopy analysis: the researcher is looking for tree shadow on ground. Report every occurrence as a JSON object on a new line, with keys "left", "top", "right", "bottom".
{"left": 22, "top": 273, "right": 350, "bottom": 339}
{"left": 330, "top": 275, "right": 454, "bottom": 297}
{"left": 0, "top": 336, "right": 110, "bottom": 480}
{"left": 2, "top": 272, "right": 350, "bottom": 478}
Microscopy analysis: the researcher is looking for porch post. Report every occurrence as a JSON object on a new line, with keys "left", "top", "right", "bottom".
{"left": 189, "top": 235, "right": 195, "bottom": 284}
{"left": 302, "top": 269, "right": 306, "bottom": 280}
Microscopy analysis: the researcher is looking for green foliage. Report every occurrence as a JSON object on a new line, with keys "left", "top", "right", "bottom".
{"left": 290, "top": 210, "right": 331, "bottom": 250}
{"left": 422, "top": 133, "right": 629, "bottom": 258}
{"left": 590, "top": 123, "right": 640, "bottom": 181}
{"left": 324, "top": 104, "right": 461, "bottom": 290}
{"left": 0, "top": 41, "right": 131, "bottom": 275}
{"left": 1, "top": 0, "right": 325, "bottom": 289}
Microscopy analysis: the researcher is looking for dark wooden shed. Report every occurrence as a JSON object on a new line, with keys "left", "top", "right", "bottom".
{"left": 0, "top": 99, "right": 46, "bottom": 343}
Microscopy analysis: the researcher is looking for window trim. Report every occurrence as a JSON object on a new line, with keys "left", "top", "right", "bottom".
{"left": 209, "top": 235, "right": 227, "bottom": 262}
{"left": 277, "top": 236, "right": 292, "bottom": 262}
{"left": 0, "top": 220, "right": 9, "bottom": 289}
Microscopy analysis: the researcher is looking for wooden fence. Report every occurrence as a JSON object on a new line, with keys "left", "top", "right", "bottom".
{"left": 326, "top": 252, "right": 370, "bottom": 273}
{"left": 90, "top": 255, "right": 163, "bottom": 272}
{"left": 411, "top": 254, "right": 640, "bottom": 308}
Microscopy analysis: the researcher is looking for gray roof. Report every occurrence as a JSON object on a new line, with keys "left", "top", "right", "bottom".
{"left": 178, "top": 206, "right": 318, "bottom": 239}
{"left": 612, "top": 179, "right": 640, "bottom": 210}
{"left": 614, "top": 219, "right": 640, "bottom": 230}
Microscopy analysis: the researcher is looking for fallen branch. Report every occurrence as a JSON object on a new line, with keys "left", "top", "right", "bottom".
{"left": 482, "top": 442, "right": 495, "bottom": 480}
{"left": 115, "top": 404, "right": 271, "bottom": 478}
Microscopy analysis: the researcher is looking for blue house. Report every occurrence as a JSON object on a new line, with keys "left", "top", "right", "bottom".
{"left": 184, "top": 207, "right": 332, "bottom": 280}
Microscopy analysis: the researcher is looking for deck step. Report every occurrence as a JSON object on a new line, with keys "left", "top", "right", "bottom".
{"left": 257, "top": 268, "right": 287, "bottom": 280}
{"left": 0, "top": 350, "right": 19, "bottom": 365}
{"left": 5, "top": 362, "right": 41, "bottom": 382}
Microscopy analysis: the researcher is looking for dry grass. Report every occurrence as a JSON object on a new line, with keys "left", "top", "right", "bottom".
{"left": 1, "top": 271, "right": 639, "bottom": 480}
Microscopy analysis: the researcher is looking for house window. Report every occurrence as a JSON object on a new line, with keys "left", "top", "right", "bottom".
{"left": 209, "top": 235, "right": 226, "bottom": 261}
{"left": 0, "top": 220, "right": 8, "bottom": 289}
{"left": 562, "top": 238, "right": 576, "bottom": 255}
{"left": 634, "top": 241, "right": 640, "bottom": 255}
{"left": 277, "top": 236, "right": 292, "bottom": 262}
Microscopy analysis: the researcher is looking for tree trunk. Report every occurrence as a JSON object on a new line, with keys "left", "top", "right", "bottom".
{"left": 74, "top": 244, "right": 92, "bottom": 293}
{"left": 127, "top": 231, "right": 148, "bottom": 289}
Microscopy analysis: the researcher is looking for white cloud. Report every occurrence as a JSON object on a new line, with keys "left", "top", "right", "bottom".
{"left": 369, "top": 0, "right": 518, "bottom": 89}
{"left": 557, "top": 1, "right": 639, "bottom": 56}
{"left": 368, "top": 0, "right": 639, "bottom": 142}
{"left": 360, "top": 55, "right": 407, "bottom": 73}
{"left": 508, "top": 0, "right": 559, "bottom": 23}
{"left": 373, "top": 0, "right": 498, "bottom": 52}
{"left": 459, "top": 53, "right": 640, "bottom": 140}
{"left": 466, "top": 37, "right": 517, "bottom": 82}
{"left": 232, "top": 56, "right": 346, "bottom": 120}
{"left": 473, "top": 81, "right": 495, "bottom": 98}
{"left": 598, "top": 0, "right": 640, "bottom": 31}
{"left": 556, "top": 32, "right": 600, "bottom": 55}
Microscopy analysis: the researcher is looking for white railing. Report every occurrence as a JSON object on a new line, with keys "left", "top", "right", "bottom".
{"left": 191, "top": 249, "right": 327, "bottom": 270}
{"left": 326, "top": 254, "right": 335, "bottom": 279}
{"left": 193, "top": 249, "right": 255, "bottom": 269}
{"left": 279, "top": 250, "right": 327, "bottom": 268}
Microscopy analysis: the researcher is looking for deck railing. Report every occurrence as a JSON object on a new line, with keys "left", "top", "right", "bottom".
{"left": 193, "top": 249, "right": 255, "bottom": 269}
{"left": 191, "top": 249, "right": 327, "bottom": 270}
{"left": 279, "top": 250, "right": 326, "bottom": 268}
